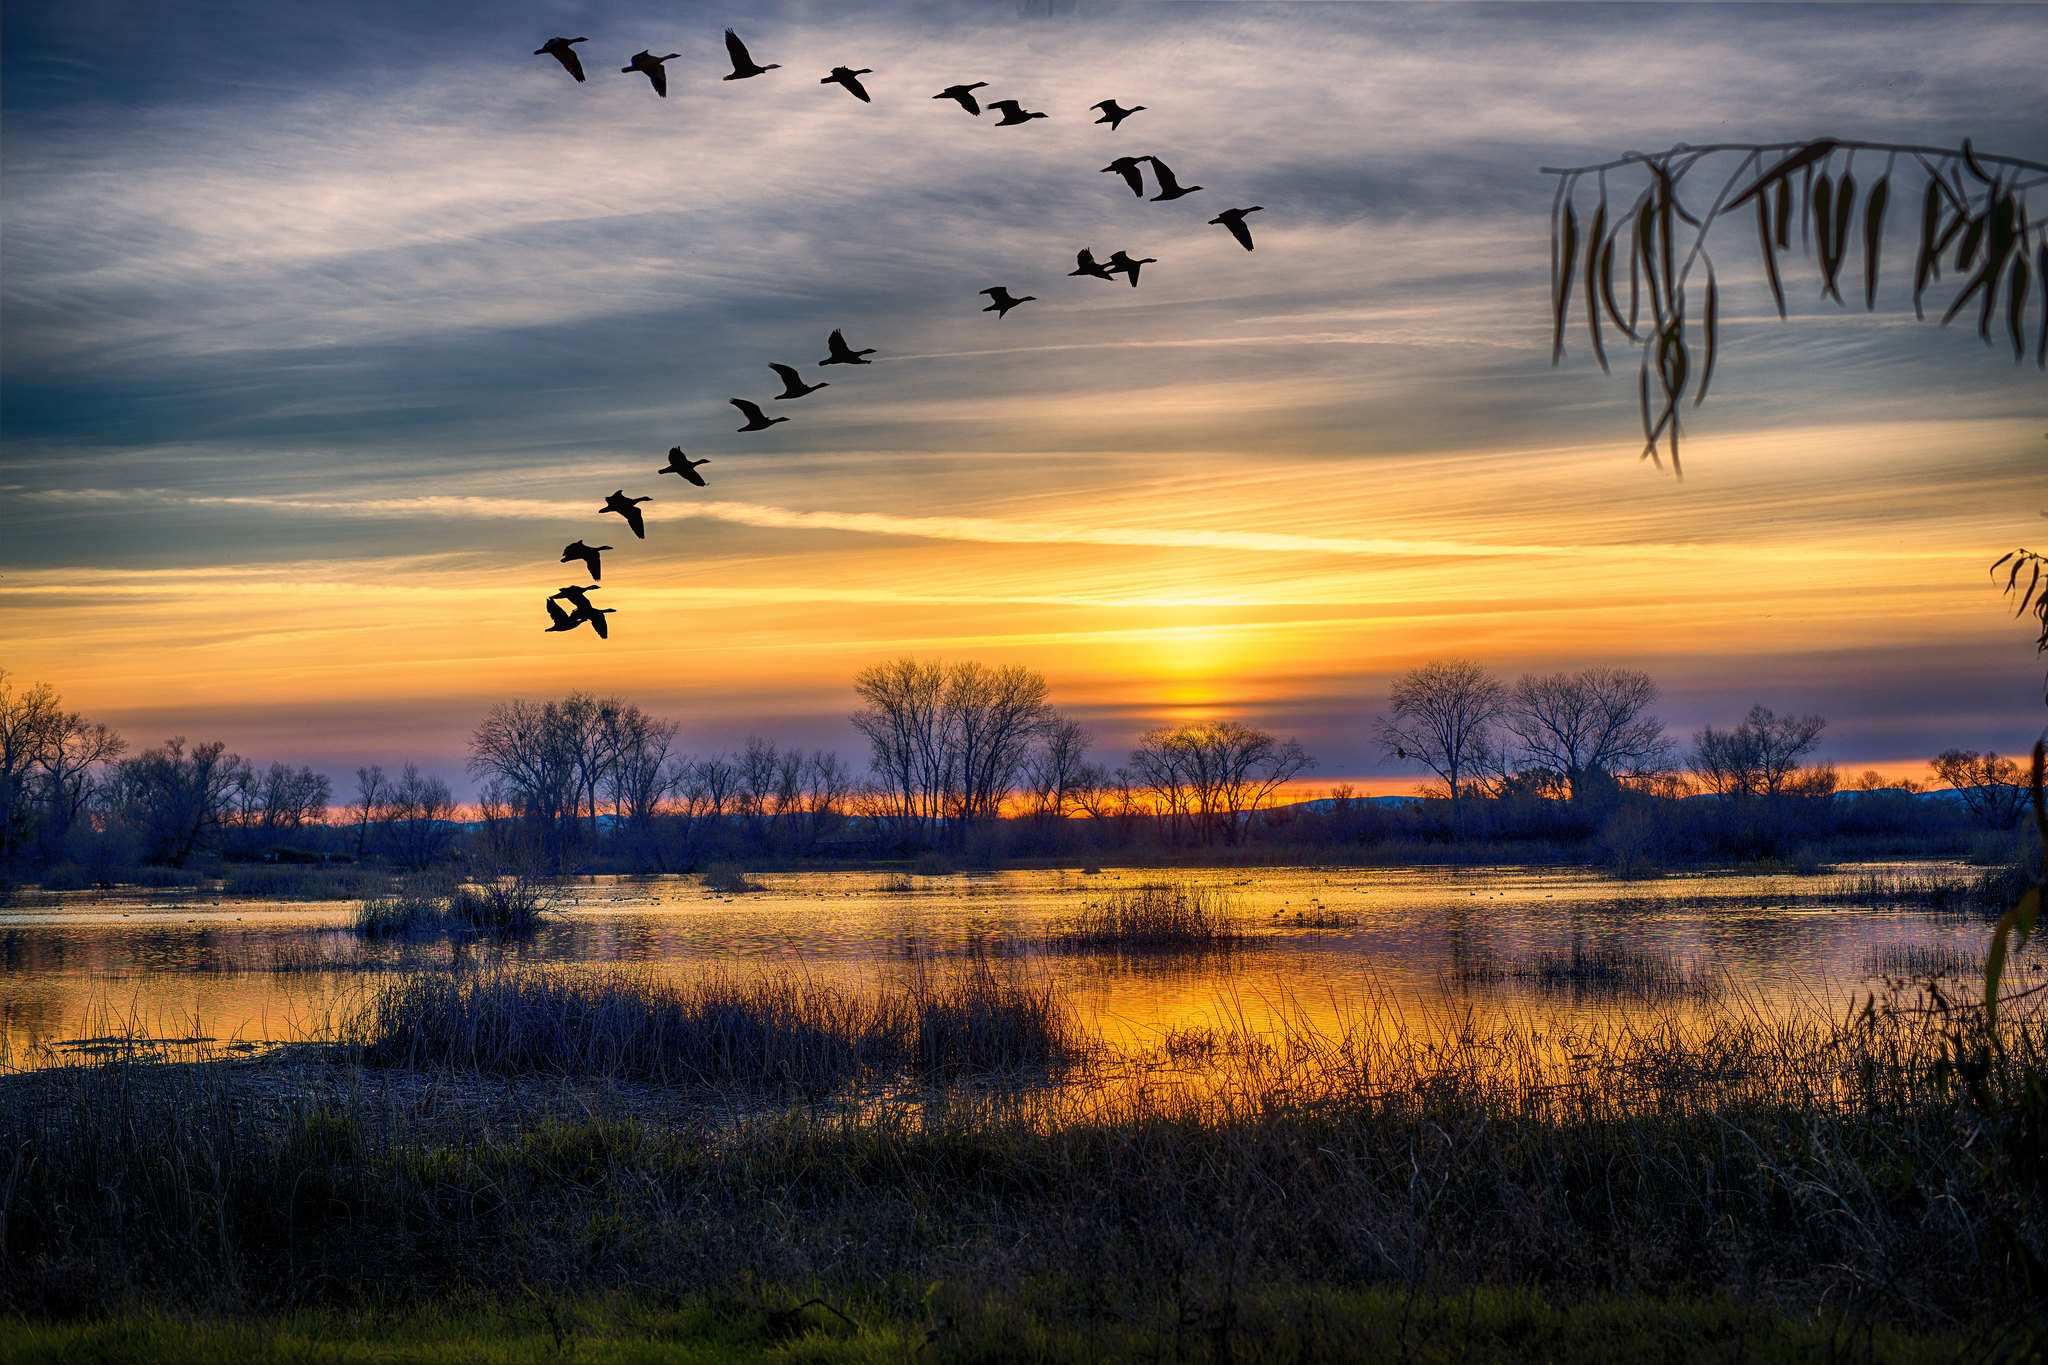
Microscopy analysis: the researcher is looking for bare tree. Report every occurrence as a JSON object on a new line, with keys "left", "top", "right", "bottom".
{"left": 0, "top": 671, "right": 61, "bottom": 865}
{"left": 115, "top": 736, "right": 250, "bottom": 865}
{"left": 37, "top": 710, "right": 125, "bottom": 854}
{"left": 1499, "top": 667, "right": 1673, "bottom": 801}
{"left": 1131, "top": 720, "right": 1315, "bottom": 846}
{"left": 1689, "top": 705, "right": 1830, "bottom": 799}
{"left": 382, "top": 762, "right": 455, "bottom": 870}
{"left": 851, "top": 657, "right": 950, "bottom": 843}
{"left": 469, "top": 699, "right": 578, "bottom": 852}
{"left": 603, "top": 706, "right": 678, "bottom": 832}
{"left": 947, "top": 662, "right": 1054, "bottom": 825}
{"left": 1376, "top": 660, "right": 1507, "bottom": 823}
{"left": 1025, "top": 715, "right": 1094, "bottom": 823}
{"left": 348, "top": 765, "right": 387, "bottom": 860}
{"left": 1928, "top": 749, "right": 2030, "bottom": 829}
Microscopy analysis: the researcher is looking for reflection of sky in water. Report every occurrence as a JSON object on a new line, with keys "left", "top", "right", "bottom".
{"left": 0, "top": 864, "right": 2022, "bottom": 1065}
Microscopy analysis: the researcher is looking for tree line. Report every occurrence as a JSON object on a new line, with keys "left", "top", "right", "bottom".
{"left": 3, "top": 655, "right": 2034, "bottom": 884}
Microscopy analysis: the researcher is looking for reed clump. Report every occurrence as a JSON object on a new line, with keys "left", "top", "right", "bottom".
{"left": 1862, "top": 940, "right": 1985, "bottom": 979}
{"left": 351, "top": 874, "right": 557, "bottom": 937}
{"left": 1821, "top": 863, "right": 2034, "bottom": 912}
{"left": 702, "top": 861, "right": 766, "bottom": 894}
{"left": 1045, "top": 882, "right": 1252, "bottom": 951}
{"left": 338, "top": 960, "right": 1080, "bottom": 1088}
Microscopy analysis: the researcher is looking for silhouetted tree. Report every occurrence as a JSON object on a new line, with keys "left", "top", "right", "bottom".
{"left": 1025, "top": 715, "right": 1094, "bottom": 823}
{"left": 382, "top": 762, "right": 455, "bottom": 869}
{"left": 115, "top": 736, "right": 249, "bottom": 865}
{"left": 1130, "top": 720, "right": 1315, "bottom": 846}
{"left": 469, "top": 698, "right": 579, "bottom": 856}
{"left": 1688, "top": 705, "right": 1831, "bottom": 799}
{"left": 1498, "top": 666, "right": 1674, "bottom": 802}
{"left": 1376, "top": 660, "right": 1506, "bottom": 825}
{"left": 1929, "top": 749, "right": 2030, "bottom": 829}
{"left": 851, "top": 658, "right": 1055, "bottom": 843}
{"left": 0, "top": 672, "right": 61, "bottom": 865}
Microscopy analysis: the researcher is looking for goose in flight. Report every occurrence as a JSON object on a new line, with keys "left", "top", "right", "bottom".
{"left": 560, "top": 540, "right": 610, "bottom": 580}
{"left": 551, "top": 584, "right": 601, "bottom": 614}
{"left": 769, "top": 363, "right": 829, "bottom": 399}
{"left": 535, "top": 37, "right": 588, "bottom": 82}
{"left": 980, "top": 287, "right": 1035, "bottom": 317}
{"left": 602, "top": 490, "right": 651, "bottom": 538}
{"left": 1143, "top": 156, "right": 1201, "bottom": 201}
{"left": 731, "top": 398, "right": 789, "bottom": 432}
{"left": 823, "top": 66, "right": 873, "bottom": 102}
{"left": 723, "top": 29, "right": 779, "bottom": 80}
{"left": 544, "top": 598, "right": 582, "bottom": 633}
{"left": 1101, "top": 157, "right": 1147, "bottom": 198}
{"left": 659, "top": 448, "right": 710, "bottom": 485}
{"left": 934, "top": 82, "right": 987, "bottom": 114}
{"left": 1069, "top": 248, "right": 1118, "bottom": 281}
{"left": 1091, "top": 98, "right": 1144, "bottom": 130}
{"left": 1106, "top": 250, "right": 1156, "bottom": 286}
{"left": 622, "top": 51, "right": 680, "bottom": 97}
{"left": 987, "top": 100, "right": 1047, "bottom": 126}
{"left": 1208, "top": 206, "right": 1264, "bottom": 251}
{"left": 573, "top": 603, "right": 615, "bottom": 639}
{"left": 819, "top": 329, "right": 876, "bottom": 365}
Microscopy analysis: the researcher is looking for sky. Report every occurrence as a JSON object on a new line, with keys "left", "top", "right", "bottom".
{"left": 3, "top": 0, "right": 2045, "bottom": 800}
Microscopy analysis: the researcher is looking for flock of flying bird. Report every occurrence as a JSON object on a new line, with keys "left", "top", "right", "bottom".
{"left": 533, "top": 28, "right": 1266, "bottom": 640}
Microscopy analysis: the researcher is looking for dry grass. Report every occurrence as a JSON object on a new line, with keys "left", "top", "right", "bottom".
{"left": 1446, "top": 943, "right": 1717, "bottom": 1002}
{"left": 4, "top": 986, "right": 2044, "bottom": 1332}
{"left": 352, "top": 874, "right": 557, "bottom": 937}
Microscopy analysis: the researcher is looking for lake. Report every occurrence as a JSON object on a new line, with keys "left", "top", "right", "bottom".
{"left": 1, "top": 863, "right": 2015, "bottom": 1072}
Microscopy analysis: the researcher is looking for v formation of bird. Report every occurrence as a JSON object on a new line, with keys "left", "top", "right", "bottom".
{"left": 532, "top": 28, "right": 1267, "bottom": 640}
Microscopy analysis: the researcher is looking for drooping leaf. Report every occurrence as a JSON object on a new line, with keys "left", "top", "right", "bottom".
{"left": 1636, "top": 201, "right": 1663, "bottom": 326}
{"left": 1863, "top": 176, "right": 1889, "bottom": 311}
{"left": 1956, "top": 213, "right": 1985, "bottom": 272}
{"left": 2037, "top": 243, "right": 2047, "bottom": 369}
{"left": 1726, "top": 139, "right": 1839, "bottom": 209}
{"left": 1653, "top": 165, "right": 1676, "bottom": 313}
{"left": 1696, "top": 274, "right": 1719, "bottom": 405}
{"left": 1812, "top": 174, "right": 1839, "bottom": 301}
{"left": 1598, "top": 236, "right": 1631, "bottom": 341}
{"left": 1914, "top": 179, "right": 1942, "bottom": 319}
{"left": 1775, "top": 178, "right": 1793, "bottom": 250}
{"left": 2009, "top": 253, "right": 2032, "bottom": 361}
{"left": 1961, "top": 137, "right": 1995, "bottom": 185}
{"left": 1553, "top": 201, "right": 1578, "bottom": 364}
{"left": 1756, "top": 194, "right": 1787, "bottom": 318}
{"left": 1584, "top": 203, "right": 1610, "bottom": 371}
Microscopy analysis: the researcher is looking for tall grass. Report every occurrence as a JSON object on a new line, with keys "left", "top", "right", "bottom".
{"left": 338, "top": 959, "right": 1081, "bottom": 1087}
{"left": 5, "top": 989, "right": 2043, "bottom": 1328}
{"left": 217, "top": 865, "right": 389, "bottom": 901}
{"left": 1821, "top": 862, "right": 2036, "bottom": 912}
{"left": 1045, "top": 882, "right": 1251, "bottom": 951}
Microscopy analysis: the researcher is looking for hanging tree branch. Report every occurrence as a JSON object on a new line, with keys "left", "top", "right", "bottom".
{"left": 1991, "top": 545, "right": 2048, "bottom": 703}
{"left": 1545, "top": 139, "right": 2048, "bottom": 475}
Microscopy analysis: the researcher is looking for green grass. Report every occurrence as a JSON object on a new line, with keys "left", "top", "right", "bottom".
{"left": 0, "top": 1284, "right": 2001, "bottom": 1363}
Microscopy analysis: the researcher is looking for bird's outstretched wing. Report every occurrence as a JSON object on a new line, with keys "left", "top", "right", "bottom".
{"left": 622, "top": 505, "right": 645, "bottom": 538}
{"left": 725, "top": 30, "right": 753, "bottom": 69}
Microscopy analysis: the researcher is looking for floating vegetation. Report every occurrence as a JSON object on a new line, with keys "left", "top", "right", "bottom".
{"left": 1045, "top": 882, "right": 1253, "bottom": 952}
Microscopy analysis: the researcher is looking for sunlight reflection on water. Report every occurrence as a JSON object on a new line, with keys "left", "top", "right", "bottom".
{"left": 0, "top": 863, "right": 2017, "bottom": 1068}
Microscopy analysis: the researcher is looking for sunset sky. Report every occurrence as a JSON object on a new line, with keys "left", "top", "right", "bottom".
{"left": 3, "top": 1, "right": 2044, "bottom": 799}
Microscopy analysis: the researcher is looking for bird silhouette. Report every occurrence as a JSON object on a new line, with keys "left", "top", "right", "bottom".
{"left": 819, "top": 329, "right": 876, "bottom": 365}
{"left": 1101, "top": 157, "right": 1147, "bottom": 198}
{"left": 552, "top": 584, "right": 601, "bottom": 613}
{"left": 769, "top": 363, "right": 829, "bottom": 399}
{"left": 934, "top": 82, "right": 988, "bottom": 114}
{"left": 621, "top": 51, "right": 680, "bottom": 97}
{"left": 980, "top": 287, "right": 1036, "bottom": 317}
{"left": 544, "top": 598, "right": 582, "bottom": 633}
{"left": 987, "top": 100, "right": 1047, "bottom": 126}
{"left": 1208, "top": 206, "right": 1264, "bottom": 251}
{"left": 731, "top": 398, "right": 789, "bottom": 432}
{"left": 659, "top": 448, "right": 710, "bottom": 485}
{"left": 1106, "top": 250, "right": 1156, "bottom": 286}
{"left": 823, "top": 66, "right": 872, "bottom": 102}
{"left": 1091, "top": 98, "right": 1145, "bottom": 129}
{"left": 723, "top": 29, "right": 779, "bottom": 80}
{"left": 1069, "top": 248, "right": 1118, "bottom": 281}
{"left": 574, "top": 603, "right": 616, "bottom": 639}
{"left": 602, "top": 490, "right": 651, "bottom": 538}
{"left": 535, "top": 37, "right": 588, "bottom": 82}
{"left": 1143, "top": 156, "right": 1202, "bottom": 201}
{"left": 560, "top": 540, "right": 610, "bottom": 580}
